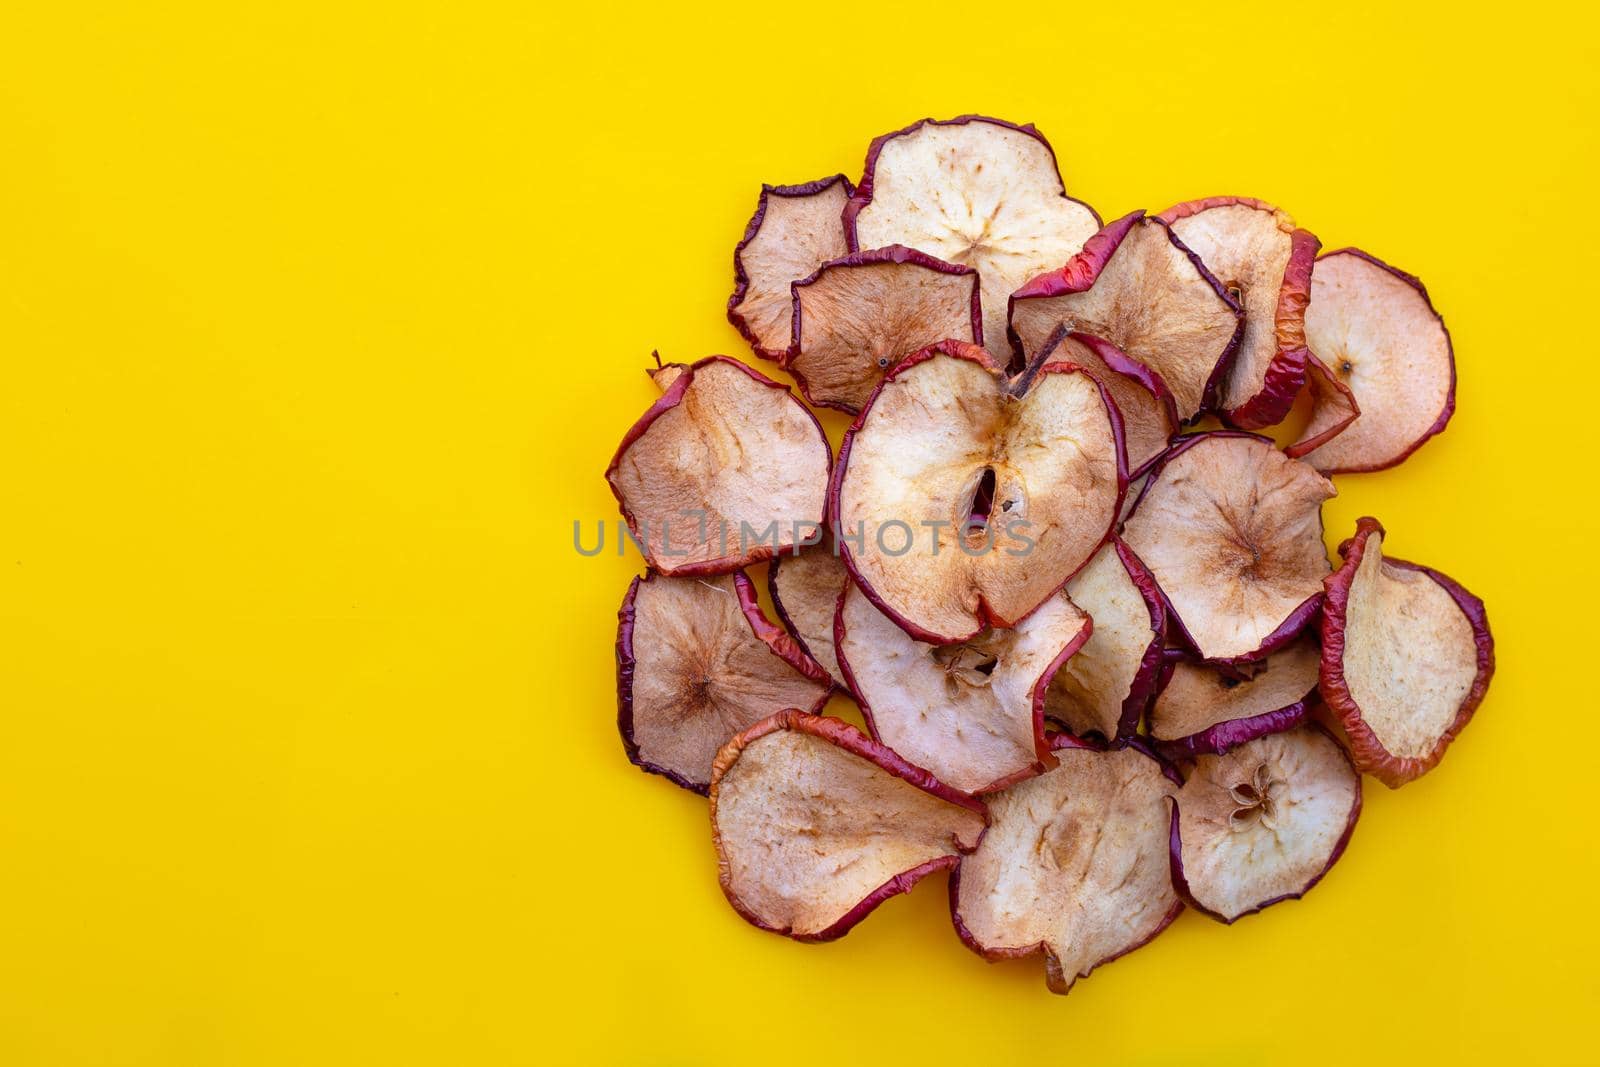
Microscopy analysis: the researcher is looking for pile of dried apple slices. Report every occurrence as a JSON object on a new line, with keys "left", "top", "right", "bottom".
{"left": 609, "top": 114, "right": 1495, "bottom": 994}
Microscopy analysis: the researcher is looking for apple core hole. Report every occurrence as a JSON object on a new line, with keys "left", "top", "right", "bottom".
{"left": 967, "top": 467, "right": 997, "bottom": 526}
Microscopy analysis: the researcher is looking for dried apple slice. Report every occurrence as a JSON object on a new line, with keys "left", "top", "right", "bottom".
{"left": 1319, "top": 517, "right": 1494, "bottom": 787}
{"left": 1042, "top": 538, "right": 1166, "bottom": 744}
{"left": 710, "top": 711, "right": 987, "bottom": 941}
{"left": 768, "top": 543, "right": 850, "bottom": 688}
{"left": 836, "top": 582, "right": 1091, "bottom": 794}
{"left": 1034, "top": 327, "right": 1178, "bottom": 475}
{"left": 844, "top": 116, "right": 1100, "bottom": 350}
{"left": 1170, "top": 724, "right": 1361, "bottom": 922}
{"left": 1285, "top": 351, "right": 1361, "bottom": 459}
{"left": 951, "top": 738, "right": 1181, "bottom": 994}
{"left": 1289, "top": 250, "right": 1455, "bottom": 472}
{"left": 1122, "top": 432, "right": 1333, "bottom": 664}
{"left": 727, "top": 175, "right": 853, "bottom": 360}
{"left": 1010, "top": 211, "right": 1243, "bottom": 421}
{"left": 607, "top": 356, "right": 831, "bottom": 576}
{"left": 1149, "top": 634, "right": 1319, "bottom": 759}
{"left": 789, "top": 246, "right": 982, "bottom": 413}
{"left": 1157, "top": 198, "right": 1320, "bottom": 428}
{"left": 618, "top": 571, "right": 831, "bottom": 793}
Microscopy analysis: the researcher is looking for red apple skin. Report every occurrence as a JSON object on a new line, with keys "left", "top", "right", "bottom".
{"left": 828, "top": 338, "right": 1128, "bottom": 646}
{"left": 1127, "top": 431, "right": 1328, "bottom": 667}
{"left": 1167, "top": 723, "right": 1362, "bottom": 924}
{"left": 1319, "top": 517, "right": 1495, "bottom": 787}
{"left": 787, "top": 244, "right": 984, "bottom": 414}
{"left": 727, "top": 175, "right": 853, "bottom": 361}
{"left": 833, "top": 585, "right": 1096, "bottom": 795}
{"left": 708, "top": 710, "right": 989, "bottom": 942}
{"left": 616, "top": 571, "right": 831, "bottom": 795}
{"left": 1153, "top": 697, "right": 1312, "bottom": 762}
{"left": 1007, "top": 210, "right": 1244, "bottom": 417}
{"left": 605, "top": 355, "right": 832, "bottom": 577}
{"left": 1285, "top": 351, "right": 1361, "bottom": 458}
{"left": 766, "top": 552, "right": 846, "bottom": 697}
{"left": 1297, "top": 249, "right": 1456, "bottom": 473}
{"left": 1155, "top": 197, "right": 1320, "bottom": 430}
{"left": 842, "top": 115, "right": 1100, "bottom": 254}
{"left": 948, "top": 734, "right": 1183, "bottom": 991}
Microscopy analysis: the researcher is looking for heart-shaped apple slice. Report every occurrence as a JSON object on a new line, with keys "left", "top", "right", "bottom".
{"left": 1169, "top": 724, "right": 1361, "bottom": 922}
{"left": 617, "top": 571, "right": 831, "bottom": 793}
{"left": 1149, "top": 634, "right": 1320, "bottom": 760}
{"left": 710, "top": 711, "right": 988, "bottom": 941}
{"left": 727, "top": 175, "right": 853, "bottom": 360}
{"left": 1319, "top": 517, "right": 1494, "bottom": 787}
{"left": 831, "top": 340, "right": 1124, "bottom": 645}
{"left": 1157, "top": 197, "right": 1320, "bottom": 428}
{"left": 951, "top": 737, "right": 1181, "bottom": 994}
{"left": 836, "top": 582, "right": 1091, "bottom": 794}
{"left": 845, "top": 115, "right": 1100, "bottom": 351}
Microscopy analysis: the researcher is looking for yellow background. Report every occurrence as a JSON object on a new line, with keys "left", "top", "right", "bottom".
{"left": 1, "top": 2, "right": 1595, "bottom": 1063}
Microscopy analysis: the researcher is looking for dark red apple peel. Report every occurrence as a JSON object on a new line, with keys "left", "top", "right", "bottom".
{"left": 1291, "top": 249, "right": 1455, "bottom": 473}
{"left": 768, "top": 542, "right": 850, "bottom": 689}
{"left": 835, "top": 582, "right": 1092, "bottom": 795}
{"left": 831, "top": 339, "right": 1126, "bottom": 646}
{"left": 1285, "top": 351, "right": 1361, "bottom": 459}
{"left": 1149, "top": 634, "right": 1320, "bottom": 760}
{"left": 1169, "top": 723, "right": 1361, "bottom": 923}
{"left": 709, "top": 710, "right": 988, "bottom": 941}
{"left": 1157, "top": 197, "right": 1320, "bottom": 429}
{"left": 951, "top": 736, "right": 1182, "bottom": 994}
{"left": 727, "top": 175, "right": 853, "bottom": 360}
{"left": 1319, "top": 517, "right": 1494, "bottom": 787}
{"left": 1009, "top": 211, "right": 1243, "bottom": 421}
{"left": 1042, "top": 538, "right": 1166, "bottom": 745}
{"left": 845, "top": 115, "right": 1100, "bottom": 350}
{"left": 606, "top": 355, "right": 831, "bottom": 576}
{"left": 618, "top": 571, "right": 831, "bottom": 794}
{"left": 1122, "top": 432, "right": 1334, "bottom": 666}
{"left": 788, "top": 245, "right": 982, "bottom": 413}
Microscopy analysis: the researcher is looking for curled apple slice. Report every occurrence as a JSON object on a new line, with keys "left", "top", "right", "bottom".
{"left": 832, "top": 340, "right": 1124, "bottom": 645}
{"left": 1290, "top": 250, "right": 1454, "bottom": 472}
{"left": 768, "top": 543, "right": 850, "bottom": 688}
{"left": 727, "top": 176, "right": 853, "bottom": 360}
{"left": 845, "top": 116, "right": 1100, "bottom": 351}
{"left": 1285, "top": 352, "right": 1361, "bottom": 459}
{"left": 1042, "top": 538, "right": 1165, "bottom": 744}
{"left": 836, "top": 582, "right": 1091, "bottom": 794}
{"left": 1157, "top": 198, "right": 1320, "bottom": 428}
{"left": 607, "top": 356, "right": 831, "bottom": 576}
{"left": 1010, "top": 212, "right": 1242, "bottom": 420}
{"left": 1122, "top": 432, "right": 1333, "bottom": 664}
{"left": 1150, "top": 634, "right": 1319, "bottom": 759}
{"left": 951, "top": 738, "right": 1181, "bottom": 994}
{"left": 1170, "top": 724, "right": 1361, "bottom": 922}
{"left": 789, "top": 246, "right": 982, "bottom": 413}
{"left": 618, "top": 571, "right": 831, "bottom": 793}
{"left": 710, "top": 711, "right": 987, "bottom": 941}
{"left": 1319, "top": 518, "right": 1494, "bottom": 787}
{"left": 1034, "top": 327, "right": 1178, "bottom": 475}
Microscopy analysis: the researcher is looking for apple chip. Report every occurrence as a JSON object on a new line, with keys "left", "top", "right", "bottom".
{"left": 836, "top": 583, "right": 1091, "bottom": 794}
{"left": 607, "top": 356, "right": 831, "bottom": 576}
{"left": 789, "top": 245, "right": 982, "bottom": 413}
{"left": 1157, "top": 198, "right": 1320, "bottom": 428}
{"left": 617, "top": 571, "right": 831, "bottom": 793}
{"left": 831, "top": 340, "right": 1124, "bottom": 645}
{"left": 1285, "top": 352, "right": 1361, "bottom": 459}
{"left": 1033, "top": 327, "right": 1178, "bottom": 474}
{"left": 727, "top": 175, "right": 853, "bottom": 360}
{"left": 1170, "top": 724, "right": 1361, "bottom": 922}
{"left": 1042, "top": 538, "right": 1166, "bottom": 744}
{"left": 768, "top": 543, "right": 850, "bottom": 688}
{"left": 1122, "top": 433, "right": 1334, "bottom": 664}
{"left": 1291, "top": 250, "right": 1455, "bottom": 472}
{"left": 952, "top": 738, "right": 1181, "bottom": 994}
{"left": 1150, "top": 634, "right": 1319, "bottom": 759}
{"left": 1319, "top": 518, "right": 1494, "bottom": 787}
{"left": 1010, "top": 211, "right": 1243, "bottom": 421}
{"left": 845, "top": 115, "right": 1100, "bottom": 350}
{"left": 710, "top": 711, "right": 988, "bottom": 941}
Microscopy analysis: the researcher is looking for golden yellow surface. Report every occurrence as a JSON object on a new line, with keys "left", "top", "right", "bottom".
{"left": 2, "top": 3, "right": 1595, "bottom": 1063}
